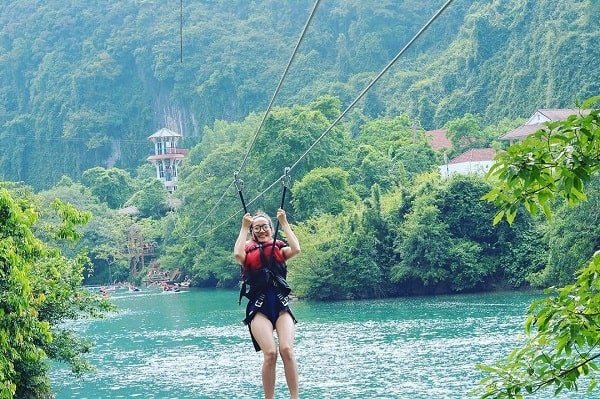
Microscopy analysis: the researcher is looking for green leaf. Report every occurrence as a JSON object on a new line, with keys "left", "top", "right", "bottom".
{"left": 492, "top": 210, "right": 505, "bottom": 225}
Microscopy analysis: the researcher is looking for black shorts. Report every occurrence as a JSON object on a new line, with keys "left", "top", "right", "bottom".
{"left": 244, "top": 286, "right": 296, "bottom": 351}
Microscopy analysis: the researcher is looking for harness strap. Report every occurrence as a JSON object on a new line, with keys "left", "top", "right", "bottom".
{"left": 233, "top": 171, "right": 248, "bottom": 214}
{"left": 238, "top": 282, "right": 247, "bottom": 305}
{"left": 271, "top": 167, "right": 291, "bottom": 255}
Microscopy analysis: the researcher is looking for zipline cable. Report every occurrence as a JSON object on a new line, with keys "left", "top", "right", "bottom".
{"left": 181, "top": 0, "right": 455, "bottom": 238}
{"left": 180, "top": 0, "right": 183, "bottom": 63}
{"left": 180, "top": 0, "right": 321, "bottom": 238}
{"left": 288, "top": 0, "right": 455, "bottom": 173}
{"left": 188, "top": 171, "right": 287, "bottom": 238}
{"left": 173, "top": 179, "right": 235, "bottom": 238}
{"left": 235, "top": 0, "right": 321, "bottom": 177}
{"left": 0, "top": 133, "right": 153, "bottom": 145}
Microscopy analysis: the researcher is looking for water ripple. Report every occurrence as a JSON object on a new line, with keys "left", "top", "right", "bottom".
{"left": 51, "top": 290, "right": 597, "bottom": 399}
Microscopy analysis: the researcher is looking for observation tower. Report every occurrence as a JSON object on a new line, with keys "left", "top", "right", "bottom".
{"left": 147, "top": 128, "right": 188, "bottom": 192}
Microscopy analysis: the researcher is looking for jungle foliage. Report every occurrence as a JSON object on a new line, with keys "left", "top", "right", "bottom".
{"left": 0, "top": 0, "right": 598, "bottom": 189}
{"left": 0, "top": 185, "right": 114, "bottom": 399}
{"left": 475, "top": 98, "right": 600, "bottom": 398}
{"left": 42, "top": 97, "right": 550, "bottom": 300}
{"left": 1, "top": 1, "right": 600, "bottom": 397}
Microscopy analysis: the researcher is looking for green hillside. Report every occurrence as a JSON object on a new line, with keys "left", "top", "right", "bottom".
{"left": 1, "top": 0, "right": 597, "bottom": 189}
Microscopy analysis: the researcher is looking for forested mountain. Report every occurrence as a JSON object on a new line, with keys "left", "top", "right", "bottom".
{"left": 0, "top": 0, "right": 598, "bottom": 189}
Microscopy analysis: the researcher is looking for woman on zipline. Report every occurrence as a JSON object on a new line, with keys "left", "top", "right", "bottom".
{"left": 234, "top": 208, "right": 301, "bottom": 399}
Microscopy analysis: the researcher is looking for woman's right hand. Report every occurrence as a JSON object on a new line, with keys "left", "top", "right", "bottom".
{"left": 241, "top": 213, "right": 253, "bottom": 229}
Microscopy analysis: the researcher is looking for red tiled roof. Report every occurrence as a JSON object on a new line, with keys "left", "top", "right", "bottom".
{"left": 501, "top": 108, "right": 590, "bottom": 141}
{"left": 531, "top": 109, "right": 582, "bottom": 123}
{"left": 447, "top": 148, "right": 497, "bottom": 165}
{"left": 500, "top": 124, "right": 545, "bottom": 140}
{"left": 427, "top": 129, "right": 452, "bottom": 150}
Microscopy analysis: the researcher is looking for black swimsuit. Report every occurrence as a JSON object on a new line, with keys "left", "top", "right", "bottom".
{"left": 244, "top": 286, "right": 296, "bottom": 351}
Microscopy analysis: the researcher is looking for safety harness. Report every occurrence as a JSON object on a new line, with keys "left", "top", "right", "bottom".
{"left": 238, "top": 240, "right": 291, "bottom": 306}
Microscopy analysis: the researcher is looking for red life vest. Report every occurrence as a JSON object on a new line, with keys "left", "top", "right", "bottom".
{"left": 243, "top": 240, "right": 286, "bottom": 272}
{"left": 238, "top": 239, "right": 290, "bottom": 305}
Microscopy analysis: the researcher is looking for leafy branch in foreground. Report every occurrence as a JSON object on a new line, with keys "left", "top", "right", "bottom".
{"left": 472, "top": 251, "right": 600, "bottom": 398}
{"left": 482, "top": 96, "right": 600, "bottom": 225}
{"left": 474, "top": 95, "right": 600, "bottom": 398}
{"left": 0, "top": 188, "right": 115, "bottom": 398}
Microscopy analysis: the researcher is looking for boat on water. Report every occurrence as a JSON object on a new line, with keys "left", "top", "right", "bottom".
{"left": 178, "top": 279, "right": 191, "bottom": 289}
{"left": 161, "top": 282, "right": 180, "bottom": 293}
{"left": 85, "top": 283, "right": 142, "bottom": 297}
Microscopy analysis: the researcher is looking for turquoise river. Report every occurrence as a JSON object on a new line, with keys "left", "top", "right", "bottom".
{"left": 50, "top": 288, "right": 597, "bottom": 399}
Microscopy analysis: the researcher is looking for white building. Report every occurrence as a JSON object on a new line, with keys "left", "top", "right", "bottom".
{"left": 500, "top": 108, "right": 587, "bottom": 144}
{"left": 439, "top": 148, "right": 497, "bottom": 178}
{"left": 147, "top": 128, "right": 188, "bottom": 193}
{"left": 439, "top": 108, "right": 589, "bottom": 179}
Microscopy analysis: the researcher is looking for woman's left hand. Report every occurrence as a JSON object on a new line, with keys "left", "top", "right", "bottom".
{"left": 276, "top": 208, "right": 287, "bottom": 224}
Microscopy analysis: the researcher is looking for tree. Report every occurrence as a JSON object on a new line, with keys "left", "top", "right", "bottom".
{"left": 443, "top": 113, "right": 482, "bottom": 155}
{"left": 356, "top": 115, "right": 437, "bottom": 181}
{"left": 387, "top": 172, "right": 540, "bottom": 294}
{"left": 392, "top": 202, "right": 452, "bottom": 291}
{"left": 289, "top": 209, "right": 385, "bottom": 301}
{"left": 125, "top": 179, "right": 168, "bottom": 218}
{"left": 528, "top": 175, "right": 600, "bottom": 288}
{"left": 81, "top": 167, "right": 134, "bottom": 209}
{"left": 475, "top": 97, "right": 600, "bottom": 398}
{"left": 291, "top": 167, "right": 359, "bottom": 219}
{"left": 348, "top": 144, "right": 399, "bottom": 197}
{"left": 286, "top": 213, "right": 343, "bottom": 300}
{"left": 35, "top": 179, "right": 136, "bottom": 285}
{"left": 252, "top": 98, "right": 347, "bottom": 189}
{"left": 0, "top": 188, "right": 113, "bottom": 398}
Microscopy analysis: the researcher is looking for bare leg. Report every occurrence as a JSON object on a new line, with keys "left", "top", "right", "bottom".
{"left": 276, "top": 311, "right": 299, "bottom": 399}
{"left": 251, "top": 313, "right": 278, "bottom": 399}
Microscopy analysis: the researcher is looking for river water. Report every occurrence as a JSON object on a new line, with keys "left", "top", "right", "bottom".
{"left": 50, "top": 288, "right": 596, "bottom": 399}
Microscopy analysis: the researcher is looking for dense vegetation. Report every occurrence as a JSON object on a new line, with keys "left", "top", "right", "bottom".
{"left": 475, "top": 98, "right": 600, "bottom": 399}
{"left": 1, "top": 0, "right": 598, "bottom": 188}
{"left": 0, "top": 0, "right": 596, "bottom": 302}
{"left": 0, "top": 184, "right": 113, "bottom": 399}
{"left": 22, "top": 96, "right": 579, "bottom": 301}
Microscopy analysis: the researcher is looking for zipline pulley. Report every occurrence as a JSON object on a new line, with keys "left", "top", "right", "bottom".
{"left": 281, "top": 167, "right": 291, "bottom": 189}
{"left": 279, "top": 167, "right": 291, "bottom": 208}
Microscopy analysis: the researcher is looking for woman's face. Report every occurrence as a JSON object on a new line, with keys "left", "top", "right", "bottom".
{"left": 251, "top": 216, "right": 272, "bottom": 242}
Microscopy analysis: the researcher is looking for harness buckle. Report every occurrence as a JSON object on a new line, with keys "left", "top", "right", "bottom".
{"left": 254, "top": 293, "right": 265, "bottom": 308}
{"left": 277, "top": 293, "right": 289, "bottom": 307}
